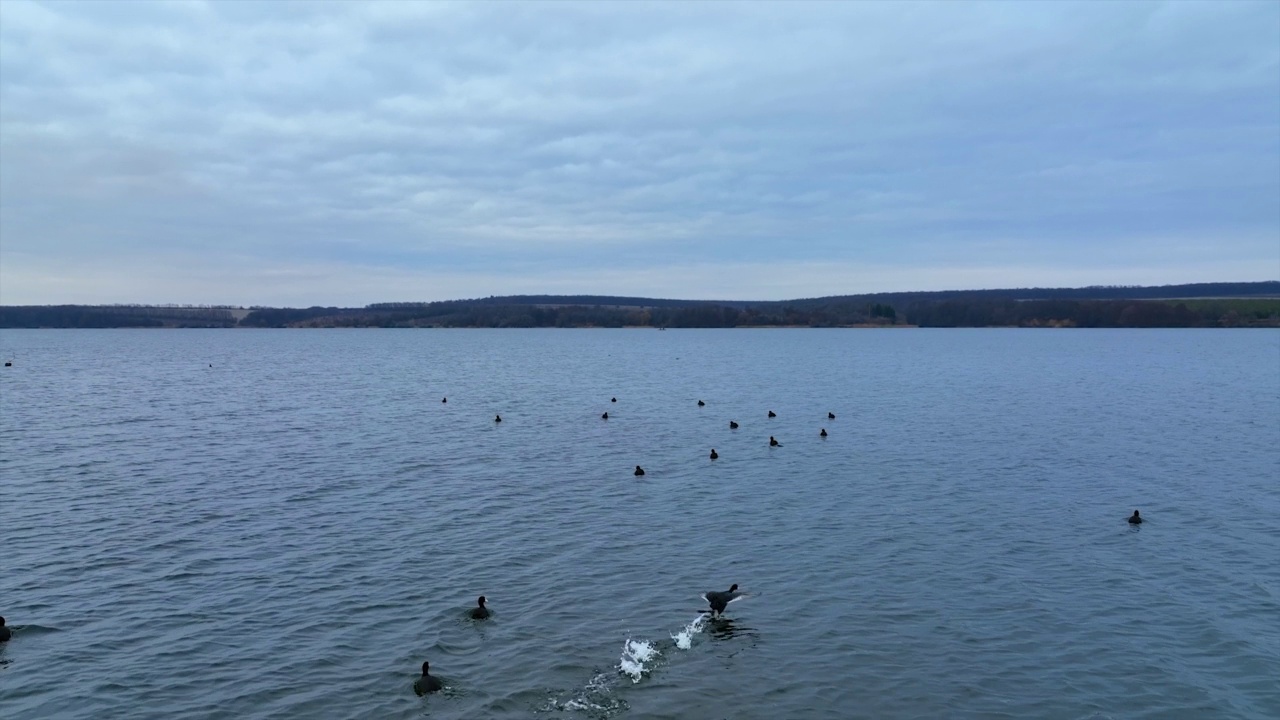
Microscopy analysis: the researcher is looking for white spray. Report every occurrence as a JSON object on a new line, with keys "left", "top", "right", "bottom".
{"left": 618, "top": 638, "right": 660, "bottom": 683}
{"left": 671, "top": 613, "right": 708, "bottom": 650}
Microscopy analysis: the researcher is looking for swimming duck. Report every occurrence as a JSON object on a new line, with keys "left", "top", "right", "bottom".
{"left": 770, "top": 436, "right": 780, "bottom": 446}
{"left": 709, "top": 449, "right": 718, "bottom": 460}
{"left": 634, "top": 466, "right": 645, "bottom": 476}
{"left": 697, "top": 400, "right": 705, "bottom": 407}
{"left": 494, "top": 415, "right": 502, "bottom": 423}
{"left": 820, "top": 428, "right": 828, "bottom": 437}
{"left": 414, "top": 661, "right": 443, "bottom": 695}
{"left": 470, "top": 596, "right": 490, "bottom": 619}
{"left": 828, "top": 412, "right": 835, "bottom": 419}
{"left": 768, "top": 411, "right": 776, "bottom": 418}
{"left": 602, "top": 412, "right": 608, "bottom": 419}
{"left": 1129, "top": 510, "right": 1143, "bottom": 524}
{"left": 729, "top": 421, "right": 739, "bottom": 429}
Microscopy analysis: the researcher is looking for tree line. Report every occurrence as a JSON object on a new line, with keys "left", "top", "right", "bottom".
{"left": 268, "top": 297, "right": 1277, "bottom": 328}
{"left": 0, "top": 305, "right": 238, "bottom": 328}
{"left": 2, "top": 283, "right": 1277, "bottom": 328}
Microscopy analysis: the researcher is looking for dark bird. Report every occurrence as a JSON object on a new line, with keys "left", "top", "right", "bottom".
{"left": 602, "top": 412, "right": 609, "bottom": 419}
{"left": 494, "top": 415, "right": 502, "bottom": 423}
{"left": 697, "top": 400, "right": 706, "bottom": 406}
{"left": 414, "top": 661, "right": 443, "bottom": 695}
{"left": 470, "top": 596, "right": 490, "bottom": 620}
{"left": 770, "top": 436, "right": 780, "bottom": 446}
{"left": 729, "top": 420, "right": 739, "bottom": 429}
{"left": 710, "top": 449, "right": 718, "bottom": 460}
{"left": 208, "top": 363, "right": 213, "bottom": 368}
{"left": 820, "top": 428, "right": 828, "bottom": 437}
{"left": 828, "top": 412, "right": 835, "bottom": 419}
{"left": 442, "top": 397, "right": 447, "bottom": 403}
{"left": 704, "top": 584, "right": 742, "bottom": 618}
{"left": 1129, "top": 510, "right": 1143, "bottom": 524}
{"left": 0, "top": 616, "right": 10, "bottom": 642}
{"left": 768, "top": 411, "right": 776, "bottom": 418}
{"left": 611, "top": 397, "right": 617, "bottom": 403}
{"left": 634, "top": 465, "right": 645, "bottom": 476}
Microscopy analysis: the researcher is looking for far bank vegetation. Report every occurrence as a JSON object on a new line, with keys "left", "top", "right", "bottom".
{"left": 2, "top": 283, "right": 1277, "bottom": 329}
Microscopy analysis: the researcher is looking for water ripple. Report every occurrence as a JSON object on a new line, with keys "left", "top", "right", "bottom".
{"left": 1, "top": 328, "right": 1278, "bottom": 719}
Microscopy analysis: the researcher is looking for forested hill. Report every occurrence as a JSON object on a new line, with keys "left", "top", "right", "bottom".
{"left": 371, "top": 282, "right": 1280, "bottom": 311}
{"left": 1, "top": 281, "right": 1277, "bottom": 328}
{"left": 782, "top": 281, "right": 1280, "bottom": 307}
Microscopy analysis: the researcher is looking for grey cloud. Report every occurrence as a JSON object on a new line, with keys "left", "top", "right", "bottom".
{"left": 1, "top": 0, "right": 1277, "bottom": 304}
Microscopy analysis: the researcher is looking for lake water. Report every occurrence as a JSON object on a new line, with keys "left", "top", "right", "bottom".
{"left": 1, "top": 329, "right": 1278, "bottom": 720}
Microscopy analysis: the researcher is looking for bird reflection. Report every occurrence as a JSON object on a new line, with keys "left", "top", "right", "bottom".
{"left": 706, "top": 616, "right": 756, "bottom": 641}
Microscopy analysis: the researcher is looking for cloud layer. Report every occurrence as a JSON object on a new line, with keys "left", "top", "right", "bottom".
{"left": 2, "top": 1, "right": 1277, "bottom": 304}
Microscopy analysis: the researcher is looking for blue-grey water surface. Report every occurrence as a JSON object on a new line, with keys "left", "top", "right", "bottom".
{"left": 1, "top": 329, "right": 1278, "bottom": 720}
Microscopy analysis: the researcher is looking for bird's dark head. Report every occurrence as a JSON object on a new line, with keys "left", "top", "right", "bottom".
{"left": 729, "top": 584, "right": 738, "bottom": 592}
{"left": 421, "top": 661, "right": 430, "bottom": 675}
{"left": 477, "top": 596, "right": 486, "bottom": 607}
{"left": 0, "top": 616, "right": 5, "bottom": 627}
{"left": 1133, "top": 510, "right": 1140, "bottom": 516}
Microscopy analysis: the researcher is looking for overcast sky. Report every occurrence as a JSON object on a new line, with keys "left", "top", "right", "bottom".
{"left": 1, "top": 1, "right": 1277, "bottom": 305}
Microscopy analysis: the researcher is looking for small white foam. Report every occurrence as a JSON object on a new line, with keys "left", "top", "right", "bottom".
{"left": 550, "top": 671, "right": 620, "bottom": 714}
{"left": 671, "top": 613, "right": 708, "bottom": 650}
{"left": 618, "top": 638, "right": 659, "bottom": 683}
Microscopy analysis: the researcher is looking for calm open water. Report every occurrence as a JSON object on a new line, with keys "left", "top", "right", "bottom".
{"left": 1, "top": 329, "right": 1278, "bottom": 720}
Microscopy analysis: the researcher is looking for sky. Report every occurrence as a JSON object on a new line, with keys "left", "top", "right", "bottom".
{"left": 1, "top": 1, "right": 1277, "bottom": 306}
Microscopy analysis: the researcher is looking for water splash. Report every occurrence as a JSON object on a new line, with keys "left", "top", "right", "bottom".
{"left": 671, "top": 613, "right": 708, "bottom": 650}
{"left": 618, "top": 639, "right": 660, "bottom": 683}
{"left": 545, "top": 614, "right": 710, "bottom": 715}
{"left": 548, "top": 671, "right": 628, "bottom": 716}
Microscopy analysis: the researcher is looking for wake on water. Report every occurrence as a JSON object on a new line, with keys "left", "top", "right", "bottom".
{"left": 618, "top": 638, "right": 660, "bottom": 683}
{"left": 621, "top": 611, "right": 715, "bottom": 682}
{"left": 671, "top": 613, "right": 708, "bottom": 651}
{"left": 546, "top": 612, "right": 715, "bottom": 715}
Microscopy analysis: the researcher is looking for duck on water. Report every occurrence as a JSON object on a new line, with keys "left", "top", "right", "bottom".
{"left": 414, "top": 661, "right": 443, "bottom": 695}
{"left": 703, "top": 584, "right": 744, "bottom": 618}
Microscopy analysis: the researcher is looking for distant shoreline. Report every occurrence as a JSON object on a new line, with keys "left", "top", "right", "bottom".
{"left": 2, "top": 282, "right": 1277, "bottom": 329}
{"left": 5, "top": 322, "right": 1274, "bottom": 327}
